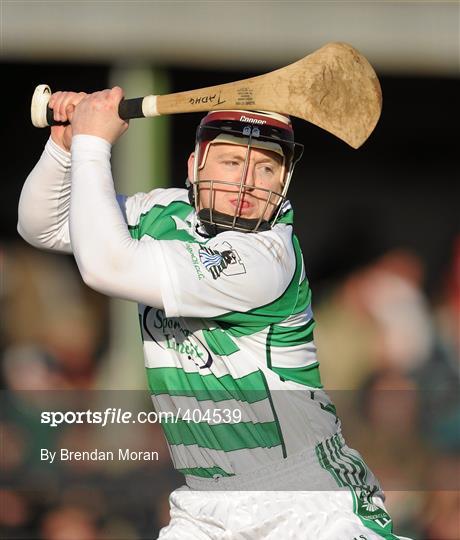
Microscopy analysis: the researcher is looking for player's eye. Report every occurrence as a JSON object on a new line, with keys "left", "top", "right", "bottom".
{"left": 258, "top": 164, "right": 275, "bottom": 176}
{"left": 222, "top": 160, "right": 240, "bottom": 167}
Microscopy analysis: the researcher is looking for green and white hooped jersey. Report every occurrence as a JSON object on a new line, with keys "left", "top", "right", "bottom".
{"left": 125, "top": 187, "right": 339, "bottom": 479}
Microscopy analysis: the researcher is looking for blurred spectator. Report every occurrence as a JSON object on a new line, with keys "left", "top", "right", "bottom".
{"left": 411, "top": 237, "right": 460, "bottom": 455}
{"left": 2, "top": 344, "right": 66, "bottom": 391}
{"left": 40, "top": 506, "right": 100, "bottom": 540}
{"left": 2, "top": 244, "right": 105, "bottom": 391}
{"left": 341, "top": 368, "right": 431, "bottom": 537}
{"left": 420, "top": 489, "right": 460, "bottom": 539}
{"left": 434, "top": 235, "right": 460, "bottom": 360}
{"left": 358, "top": 249, "right": 434, "bottom": 372}
{"left": 0, "top": 489, "right": 32, "bottom": 537}
{"left": 315, "top": 248, "right": 435, "bottom": 389}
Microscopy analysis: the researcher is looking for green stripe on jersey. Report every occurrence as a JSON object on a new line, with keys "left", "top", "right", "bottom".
{"left": 265, "top": 319, "right": 321, "bottom": 387}
{"left": 271, "top": 363, "right": 323, "bottom": 388}
{"left": 213, "top": 234, "right": 306, "bottom": 334}
{"left": 292, "top": 278, "right": 311, "bottom": 315}
{"left": 276, "top": 209, "right": 294, "bottom": 225}
{"left": 128, "top": 201, "right": 196, "bottom": 242}
{"left": 163, "top": 419, "right": 282, "bottom": 452}
{"left": 269, "top": 319, "right": 315, "bottom": 347}
{"left": 146, "top": 367, "right": 269, "bottom": 404}
{"left": 202, "top": 328, "right": 240, "bottom": 355}
{"left": 177, "top": 466, "right": 234, "bottom": 478}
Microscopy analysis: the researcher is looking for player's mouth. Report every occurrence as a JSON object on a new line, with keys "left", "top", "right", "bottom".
{"left": 229, "top": 198, "right": 254, "bottom": 214}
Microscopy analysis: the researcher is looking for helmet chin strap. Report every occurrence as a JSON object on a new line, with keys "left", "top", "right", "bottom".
{"left": 197, "top": 208, "right": 271, "bottom": 236}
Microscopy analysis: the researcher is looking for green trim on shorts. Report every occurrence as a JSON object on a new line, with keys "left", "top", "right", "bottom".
{"left": 348, "top": 487, "right": 401, "bottom": 540}
{"left": 316, "top": 435, "right": 399, "bottom": 540}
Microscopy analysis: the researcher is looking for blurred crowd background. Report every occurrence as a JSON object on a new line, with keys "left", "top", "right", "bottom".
{"left": 1, "top": 2, "right": 459, "bottom": 539}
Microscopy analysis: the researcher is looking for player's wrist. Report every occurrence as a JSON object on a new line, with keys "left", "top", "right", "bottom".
{"left": 71, "top": 134, "right": 112, "bottom": 159}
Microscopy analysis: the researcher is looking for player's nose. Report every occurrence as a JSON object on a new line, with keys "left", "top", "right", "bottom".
{"left": 242, "top": 164, "right": 257, "bottom": 190}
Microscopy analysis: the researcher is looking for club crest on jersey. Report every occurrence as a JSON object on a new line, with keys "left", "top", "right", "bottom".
{"left": 199, "top": 242, "right": 246, "bottom": 280}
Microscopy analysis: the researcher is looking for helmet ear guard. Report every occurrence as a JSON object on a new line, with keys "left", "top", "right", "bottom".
{"left": 189, "top": 110, "right": 304, "bottom": 236}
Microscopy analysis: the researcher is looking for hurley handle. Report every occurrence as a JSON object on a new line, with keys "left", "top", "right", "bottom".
{"left": 31, "top": 84, "right": 157, "bottom": 128}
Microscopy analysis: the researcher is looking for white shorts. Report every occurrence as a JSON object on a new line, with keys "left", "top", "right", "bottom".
{"left": 157, "top": 487, "right": 412, "bottom": 540}
{"left": 158, "top": 440, "right": 412, "bottom": 540}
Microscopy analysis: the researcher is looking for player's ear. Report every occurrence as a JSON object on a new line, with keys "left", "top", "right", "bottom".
{"left": 187, "top": 153, "right": 195, "bottom": 184}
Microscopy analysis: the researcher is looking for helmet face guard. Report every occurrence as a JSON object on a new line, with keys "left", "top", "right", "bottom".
{"left": 190, "top": 110, "right": 304, "bottom": 236}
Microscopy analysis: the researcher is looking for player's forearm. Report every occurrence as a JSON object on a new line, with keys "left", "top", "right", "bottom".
{"left": 70, "top": 135, "right": 164, "bottom": 307}
{"left": 17, "top": 138, "right": 72, "bottom": 252}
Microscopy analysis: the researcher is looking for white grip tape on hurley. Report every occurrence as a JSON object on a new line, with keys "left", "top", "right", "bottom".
{"left": 142, "top": 95, "right": 159, "bottom": 118}
{"left": 31, "top": 84, "right": 52, "bottom": 128}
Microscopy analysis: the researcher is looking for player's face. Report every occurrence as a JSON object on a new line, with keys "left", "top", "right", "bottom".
{"left": 188, "top": 143, "right": 285, "bottom": 222}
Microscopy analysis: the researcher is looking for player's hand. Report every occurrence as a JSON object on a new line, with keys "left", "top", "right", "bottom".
{"left": 71, "top": 87, "right": 129, "bottom": 145}
{"left": 49, "top": 91, "right": 87, "bottom": 152}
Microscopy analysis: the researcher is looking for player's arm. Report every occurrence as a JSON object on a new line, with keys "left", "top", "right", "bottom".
{"left": 68, "top": 88, "right": 165, "bottom": 307}
{"left": 17, "top": 90, "right": 131, "bottom": 253}
{"left": 17, "top": 91, "right": 86, "bottom": 252}
{"left": 17, "top": 136, "right": 73, "bottom": 252}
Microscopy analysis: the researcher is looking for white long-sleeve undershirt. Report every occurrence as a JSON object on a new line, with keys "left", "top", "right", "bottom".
{"left": 18, "top": 137, "right": 73, "bottom": 253}
{"left": 18, "top": 135, "right": 165, "bottom": 309}
{"left": 69, "top": 135, "right": 164, "bottom": 308}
